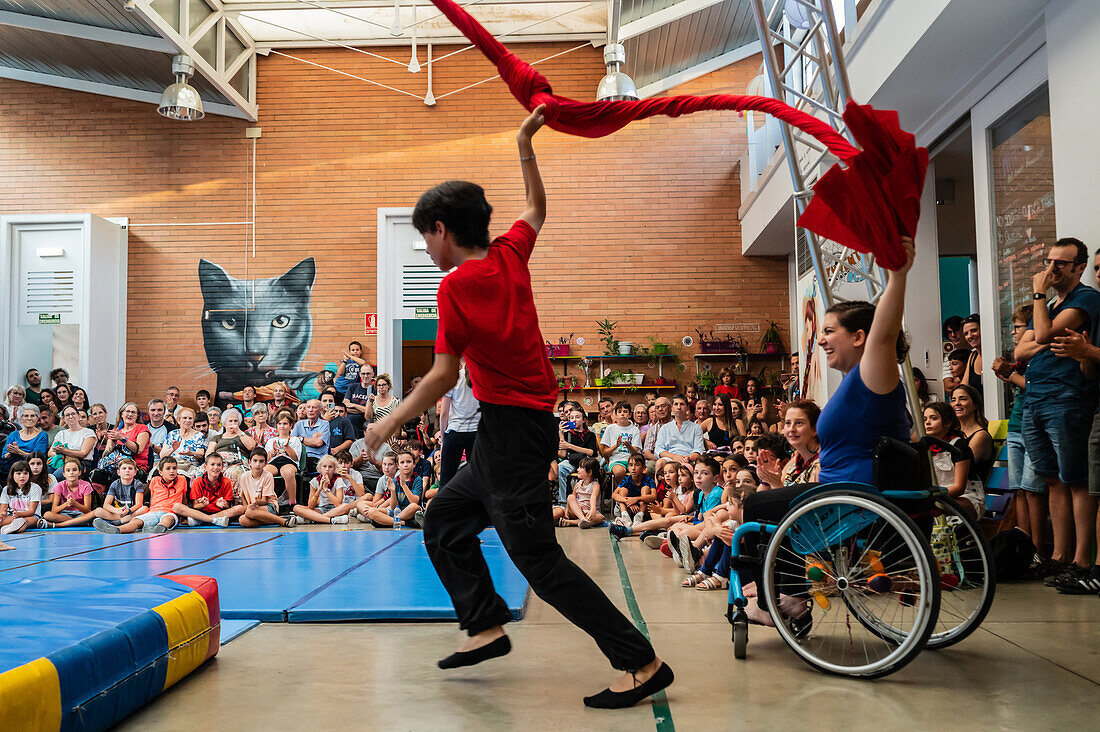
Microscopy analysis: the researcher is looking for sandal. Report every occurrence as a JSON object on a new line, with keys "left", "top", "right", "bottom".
{"left": 695, "top": 575, "right": 729, "bottom": 591}
{"left": 682, "top": 571, "right": 707, "bottom": 588}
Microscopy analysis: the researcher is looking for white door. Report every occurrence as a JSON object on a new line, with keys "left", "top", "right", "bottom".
{"left": 376, "top": 209, "right": 448, "bottom": 385}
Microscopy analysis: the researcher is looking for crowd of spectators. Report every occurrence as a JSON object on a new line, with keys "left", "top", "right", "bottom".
{"left": 4, "top": 239, "right": 1100, "bottom": 599}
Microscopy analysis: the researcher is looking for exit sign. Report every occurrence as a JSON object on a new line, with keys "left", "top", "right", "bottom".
{"left": 414, "top": 307, "right": 437, "bottom": 319}
{"left": 38, "top": 313, "right": 61, "bottom": 325}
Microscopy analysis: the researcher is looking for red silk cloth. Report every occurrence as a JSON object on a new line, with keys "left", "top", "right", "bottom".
{"left": 428, "top": 0, "right": 927, "bottom": 270}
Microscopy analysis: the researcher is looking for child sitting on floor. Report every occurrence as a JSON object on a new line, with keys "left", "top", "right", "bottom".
{"left": 682, "top": 467, "right": 758, "bottom": 590}
{"left": 239, "top": 449, "right": 297, "bottom": 528}
{"left": 365, "top": 448, "right": 424, "bottom": 528}
{"left": 43, "top": 458, "right": 96, "bottom": 527}
{"left": 93, "top": 459, "right": 147, "bottom": 525}
{"left": 667, "top": 456, "right": 725, "bottom": 571}
{"left": 608, "top": 463, "right": 696, "bottom": 545}
{"left": 94, "top": 457, "right": 186, "bottom": 534}
{"left": 612, "top": 454, "right": 657, "bottom": 525}
{"left": 293, "top": 455, "right": 353, "bottom": 525}
{"left": 176, "top": 453, "right": 244, "bottom": 528}
{"left": 552, "top": 457, "right": 604, "bottom": 528}
{"left": 0, "top": 460, "right": 48, "bottom": 534}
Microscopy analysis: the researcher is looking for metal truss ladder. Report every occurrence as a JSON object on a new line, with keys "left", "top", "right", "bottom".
{"left": 748, "top": 0, "right": 923, "bottom": 427}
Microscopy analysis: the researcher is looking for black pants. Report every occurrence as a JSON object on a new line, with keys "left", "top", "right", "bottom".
{"left": 423, "top": 402, "right": 655, "bottom": 671}
{"left": 440, "top": 430, "right": 478, "bottom": 487}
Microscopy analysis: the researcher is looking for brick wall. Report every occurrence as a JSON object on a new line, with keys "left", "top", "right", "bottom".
{"left": 0, "top": 44, "right": 789, "bottom": 408}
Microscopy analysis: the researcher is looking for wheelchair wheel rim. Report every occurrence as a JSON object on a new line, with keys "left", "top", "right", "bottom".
{"left": 763, "top": 493, "right": 939, "bottom": 677}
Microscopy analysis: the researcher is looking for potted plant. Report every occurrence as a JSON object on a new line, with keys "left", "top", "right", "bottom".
{"left": 698, "top": 370, "right": 718, "bottom": 393}
{"left": 649, "top": 337, "right": 670, "bottom": 355}
{"left": 596, "top": 318, "right": 619, "bottom": 356}
{"left": 546, "top": 333, "right": 574, "bottom": 358}
{"left": 618, "top": 340, "right": 633, "bottom": 356}
{"left": 760, "top": 321, "right": 783, "bottom": 355}
{"left": 695, "top": 329, "right": 741, "bottom": 354}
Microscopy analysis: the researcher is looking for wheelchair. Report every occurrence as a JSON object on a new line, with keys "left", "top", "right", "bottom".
{"left": 725, "top": 437, "right": 995, "bottom": 678}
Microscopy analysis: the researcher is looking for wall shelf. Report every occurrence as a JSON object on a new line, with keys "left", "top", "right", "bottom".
{"left": 693, "top": 352, "right": 786, "bottom": 359}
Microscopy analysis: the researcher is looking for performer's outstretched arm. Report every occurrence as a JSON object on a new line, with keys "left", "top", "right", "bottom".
{"left": 518, "top": 104, "right": 547, "bottom": 234}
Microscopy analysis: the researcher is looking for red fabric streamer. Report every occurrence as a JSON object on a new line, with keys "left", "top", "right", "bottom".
{"left": 428, "top": 0, "right": 928, "bottom": 270}
{"left": 796, "top": 102, "right": 928, "bottom": 270}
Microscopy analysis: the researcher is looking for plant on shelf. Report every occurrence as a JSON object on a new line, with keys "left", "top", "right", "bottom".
{"left": 649, "top": 337, "right": 672, "bottom": 355}
{"left": 545, "top": 333, "right": 574, "bottom": 357}
{"left": 760, "top": 321, "right": 784, "bottom": 355}
{"left": 596, "top": 318, "right": 619, "bottom": 356}
{"left": 698, "top": 369, "right": 718, "bottom": 393}
{"left": 695, "top": 329, "right": 744, "bottom": 354}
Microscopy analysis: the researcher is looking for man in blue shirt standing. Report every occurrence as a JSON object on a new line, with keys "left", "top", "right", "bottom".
{"left": 1016, "top": 237, "right": 1100, "bottom": 590}
{"left": 292, "top": 399, "right": 330, "bottom": 476}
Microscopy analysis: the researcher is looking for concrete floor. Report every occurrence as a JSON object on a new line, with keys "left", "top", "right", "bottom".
{"left": 119, "top": 525, "right": 1100, "bottom": 731}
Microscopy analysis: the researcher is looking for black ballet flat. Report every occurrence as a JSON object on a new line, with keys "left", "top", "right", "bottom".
{"left": 437, "top": 635, "right": 512, "bottom": 669}
{"left": 583, "top": 662, "right": 674, "bottom": 709}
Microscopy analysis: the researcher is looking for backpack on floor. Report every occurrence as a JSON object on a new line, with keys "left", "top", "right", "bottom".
{"left": 989, "top": 527, "right": 1034, "bottom": 580}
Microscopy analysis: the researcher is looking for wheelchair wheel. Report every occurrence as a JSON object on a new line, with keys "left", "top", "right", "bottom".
{"left": 924, "top": 496, "right": 995, "bottom": 649}
{"left": 732, "top": 617, "right": 748, "bottom": 659}
{"left": 762, "top": 491, "right": 941, "bottom": 678}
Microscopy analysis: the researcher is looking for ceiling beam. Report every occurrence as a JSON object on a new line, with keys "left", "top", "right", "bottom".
{"left": 634, "top": 40, "right": 760, "bottom": 98}
{"left": 0, "top": 65, "right": 250, "bottom": 119}
{"left": 619, "top": 0, "right": 724, "bottom": 41}
{"left": 0, "top": 9, "right": 176, "bottom": 53}
{"left": 129, "top": 0, "right": 259, "bottom": 121}
{"left": 225, "top": 0, "right": 596, "bottom": 9}
{"left": 254, "top": 31, "right": 600, "bottom": 47}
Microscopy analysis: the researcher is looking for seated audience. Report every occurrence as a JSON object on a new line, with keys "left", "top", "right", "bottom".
{"left": 590, "top": 398, "right": 614, "bottom": 442}
{"left": 176, "top": 453, "right": 244, "bottom": 527}
{"left": 165, "top": 385, "right": 183, "bottom": 420}
{"left": 292, "top": 399, "right": 330, "bottom": 475}
{"left": 293, "top": 455, "right": 354, "bottom": 525}
{"left": 93, "top": 458, "right": 147, "bottom": 525}
{"left": 552, "top": 457, "right": 604, "bottom": 528}
{"left": 145, "top": 398, "right": 173, "bottom": 454}
{"left": 50, "top": 368, "right": 69, "bottom": 388}
{"left": 751, "top": 433, "right": 790, "bottom": 489}
{"left": 23, "top": 368, "right": 43, "bottom": 405}
{"left": 600, "top": 400, "right": 643, "bottom": 485}
{"left": 247, "top": 402, "right": 278, "bottom": 447}
{"left": 713, "top": 367, "right": 740, "bottom": 400}
{"left": 643, "top": 397, "right": 672, "bottom": 465}
{"left": 557, "top": 406, "right": 598, "bottom": 503}
{"left": 742, "top": 377, "right": 772, "bottom": 431}
{"left": 693, "top": 398, "right": 710, "bottom": 424}
{"left": 54, "top": 383, "right": 74, "bottom": 411}
{"left": 701, "top": 393, "right": 735, "bottom": 452}
{"left": 2, "top": 405, "right": 48, "bottom": 480}
{"left": 207, "top": 406, "right": 223, "bottom": 437}
{"left": 684, "top": 467, "right": 758, "bottom": 591}
{"left": 612, "top": 454, "right": 657, "bottom": 523}
{"left": 95, "top": 457, "right": 186, "bottom": 534}
{"left": 666, "top": 456, "right": 726, "bottom": 571}
{"left": 727, "top": 399, "right": 749, "bottom": 437}
{"left": 363, "top": 449, "right": 423, "bottom": 528}
{"left": 779, "top": 400, "right": 821, "bottom": 485}
{"left": 923, "top": 401, "right": 983, "bottom": 519}
{"left": 950, "top": 385, "right": 993, "bottom": 480}
{"left": 941, "top": 315, "right": 966, "bottom": 392}
{"left": 0, "top": 460, "right": 48, "bottom": 534}
{"left": 161, "top": 408, "right": 207, "bottom": 479}
{"left": 48, "top": 405, "right": 95, "bottom": 480}
{"left": 38, "top": 408, "right": 61, "bottom": 445}
{"left": 654, "top": 395, "right": 704, "bottom": 473}
{"left": 335, "top": 340, "right": 368, "bottom": 395}
{"left": 42, "top": 458, "right": 96, "bottom": 527}
{"left": 366, "top": 374, "right": 400, "bottom": 424}
{"left": 195, "top": 389, "right": 212, "bottom": 414}
{"left": 27, "top": 452, "right": 52, "bottom": 506}
{"left": 632, "top": 403, "right": 650, "bottom": 437}
{"left": 265, "top": 412, "right": 303, "bottom": 505}
{"left": 344, "top": 365, "right": 376, "bottom": 433}
{"left": 207, "top": 408, "right": 255, "bottom": 487}
{"left": 232, "top": 385, "right": 258, "bottom": 425}
{"left": 238, "top": 449, "right": 297, "bottom": 528}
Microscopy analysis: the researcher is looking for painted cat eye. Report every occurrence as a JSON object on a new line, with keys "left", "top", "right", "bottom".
{"left": 221, "top": 318, "right": 237, "bottom": 330}
{"left": 272, "top": 315, "right": 290, "bottom": 328}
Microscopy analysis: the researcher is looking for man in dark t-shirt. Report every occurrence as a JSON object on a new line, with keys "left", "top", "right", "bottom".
{"left": 360, "top": 106, "right": 669, "bottom": 709}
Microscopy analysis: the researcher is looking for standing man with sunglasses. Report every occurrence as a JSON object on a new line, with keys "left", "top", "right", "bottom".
{"left": 1016, "top": 237, "right": 1100, "bottom": 591}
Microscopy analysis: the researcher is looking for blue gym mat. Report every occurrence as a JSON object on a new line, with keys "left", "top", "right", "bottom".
{"left": 0, "top": 529, "right": 528, "bottom": 624}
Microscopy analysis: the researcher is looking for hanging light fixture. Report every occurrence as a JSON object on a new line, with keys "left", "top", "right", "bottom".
{"left": 596, "top": 43, "right": 638, "bottom": 101}
{"left": 158, "top": 55, "right": 204, "bottom": 121}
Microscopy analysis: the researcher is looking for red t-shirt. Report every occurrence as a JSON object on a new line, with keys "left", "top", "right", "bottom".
{"left": 189, "top": 474, "right": 234, "bottom": 514}
{"left": 714, "top": 384, "right": 740, "bottom": 400}
{"left": 434, "top": 220, "right": 557, "bottom": 412}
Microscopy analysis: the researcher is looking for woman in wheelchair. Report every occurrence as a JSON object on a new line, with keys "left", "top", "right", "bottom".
{"left": 739, "top": 237, "right": 916, "bottom": 626}
{"left": 922, "top": 401, "right": 985, "bottom": 519}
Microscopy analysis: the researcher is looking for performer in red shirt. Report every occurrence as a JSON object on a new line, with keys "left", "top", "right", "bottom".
{"left": 364, "top": 105, "right": 671, "bottom": 709}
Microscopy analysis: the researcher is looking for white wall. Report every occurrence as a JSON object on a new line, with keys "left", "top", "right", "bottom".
{"left": 1045, "top": 0, "right": 1100, "bottom": 286}
{"left": 908, "top": 163, "right": 944, "bottom": 397}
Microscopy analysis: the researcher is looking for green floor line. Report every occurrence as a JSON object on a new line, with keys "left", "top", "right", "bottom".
{"left": 611, "top": 535, "right": 675, "bottom": 732}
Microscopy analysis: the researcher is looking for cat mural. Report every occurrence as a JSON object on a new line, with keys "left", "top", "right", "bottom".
{"left": 198, "top": 257, "right": 321, "bottom": 402}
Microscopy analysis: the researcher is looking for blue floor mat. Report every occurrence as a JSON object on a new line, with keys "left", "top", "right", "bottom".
{"left": 0, "top": 528, "right": 528, "bottom": 623}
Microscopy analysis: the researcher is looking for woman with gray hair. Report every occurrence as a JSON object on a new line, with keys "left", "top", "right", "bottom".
{"left": 2, "top": 404, "right": 48, "bottom": 480}
{"left": 207, "top": 408, "right": 256, "bottom": 487}
{"left": 3, "top": 385, "right": 29, "bottom": 422}
{"left": 90, "top": 403, "right": 152, "bottom": 488}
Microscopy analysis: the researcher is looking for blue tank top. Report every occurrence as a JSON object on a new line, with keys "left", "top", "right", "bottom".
{"left": 816, "top": 363, "right": 909, "bottom": 485}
